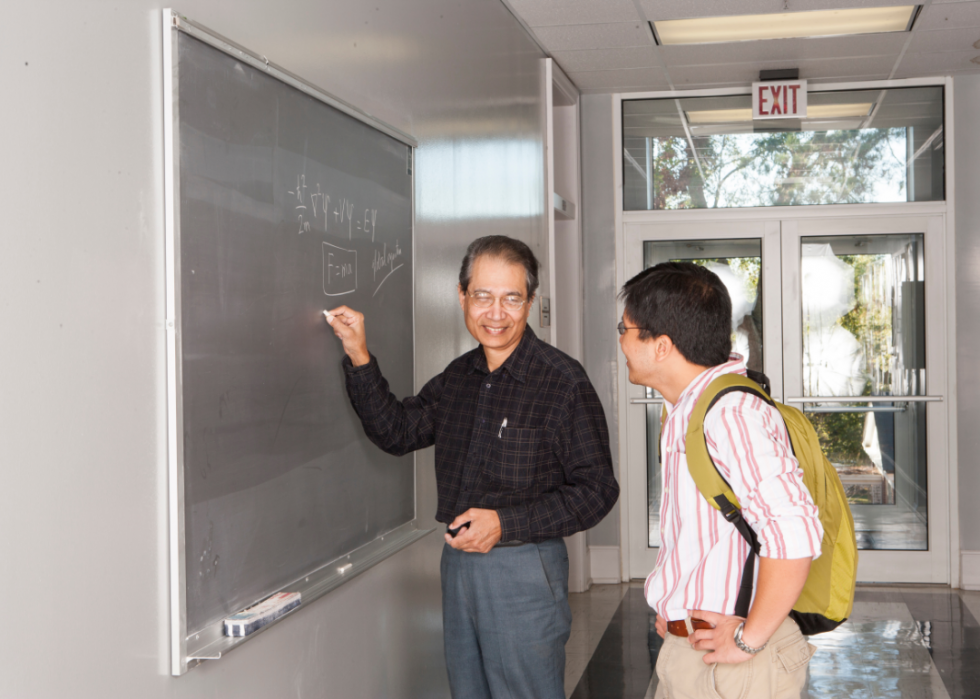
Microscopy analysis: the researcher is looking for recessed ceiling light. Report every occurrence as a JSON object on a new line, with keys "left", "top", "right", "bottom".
{"left": 653, "top": 6, "right": 917, "bottom": 45}
{"left": 686, "top": 103, "right": 873, "bottom": 124}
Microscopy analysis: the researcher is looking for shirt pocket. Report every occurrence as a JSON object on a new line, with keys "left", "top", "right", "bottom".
{"left": 487, "top": 427, "right": 542, "bottom": 491}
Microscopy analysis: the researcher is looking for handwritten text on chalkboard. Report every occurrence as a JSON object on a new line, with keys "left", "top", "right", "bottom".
{"left": 288, "top": 174, "right": 377, "bottom": 241}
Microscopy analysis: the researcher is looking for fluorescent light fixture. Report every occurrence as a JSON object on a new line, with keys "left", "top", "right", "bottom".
{"left": 686, "top": 108, "right": 754, "bottom": 124}
{"left": 654, "top": 6, "right": 917, "bottom": 45}
{"left": 806, "top": 103, "right": 874, "bottom": 119}
{"left": 686, "top": 103, "right": 873, "bottom": 124}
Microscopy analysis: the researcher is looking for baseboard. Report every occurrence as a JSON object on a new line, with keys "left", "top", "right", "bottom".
{"left": 589, "top": 545, "right": 621, "bottom": 584}
{"left": 962, "top": 550, "right": 980, "bottom": 589}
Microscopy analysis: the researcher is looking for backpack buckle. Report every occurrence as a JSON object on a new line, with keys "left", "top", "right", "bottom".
{"left": 714, "top": 495, "right": 741, "bottom": 523}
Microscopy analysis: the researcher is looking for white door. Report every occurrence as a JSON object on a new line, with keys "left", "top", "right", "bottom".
{"left": 623, "top": 213, "right": 949, "bottom": 584}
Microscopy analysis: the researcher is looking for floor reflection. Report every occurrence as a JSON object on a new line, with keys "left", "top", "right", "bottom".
{"left": 804, "top": 621, "right": 943, "bottom": 698}
{"left": 566, "top": 585, "right": 980, "bottom": 699}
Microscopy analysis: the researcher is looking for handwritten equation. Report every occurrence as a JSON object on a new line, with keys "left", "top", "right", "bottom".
{"left": 323, "top": 243, "right": 357, "bottom": 297}
{"left": 287, "top": 175, "right": 377, "bottom": 241}
{"left": 289, "top": 172, "right": 402, "bottom": 299}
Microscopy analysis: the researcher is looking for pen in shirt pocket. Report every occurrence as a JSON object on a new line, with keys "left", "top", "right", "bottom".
{"left": 498, "top": 417, "right": 507, "bottom": 438}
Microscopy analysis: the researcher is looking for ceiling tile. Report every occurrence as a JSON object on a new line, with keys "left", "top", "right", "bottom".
{"left": 621, "top": 82, "right": 734, "bottom": 92}
{"left": 503, "top": 0, "right": 640, "bottom": 27}
{"left": 531, "top": 22, "right": 652, "bottom": 51}
{"left": 806, "top": 74, "right": 892, "bottom": 84}
{"left": 666, "top": 55, "right": 897, "bottom": 85}
{"left": 780, "top": 0, "right": 920, "bottom": 8}
{"left": 638, "top": 0, "right": 908, "bottom": 22}
{"left": 896, "top": 49, "right": 980, "bottom": 75}
{"left": 551, "top": 47, "right": 657, "bottom": 72}
{"left": 567, "top": 67, "right": 670, "bottom": 89}
{"left": 916, "top": 2, "right": 980, "bottom": 31}
{"left": 910, "top": 27, "right": 980, "bottom": 53}
{"left": 577, "top": 87, "right": 625, "bottom": 94}
{"left": 639, "top": 0, "right": 786, "bottom": 21}
{"left": 658, "top": 33, "right": 907, "bottom": 66}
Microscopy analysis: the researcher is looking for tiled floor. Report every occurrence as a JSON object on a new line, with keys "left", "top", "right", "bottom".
{"left": 564, "top": 583, "right": 980, "bottom": 699}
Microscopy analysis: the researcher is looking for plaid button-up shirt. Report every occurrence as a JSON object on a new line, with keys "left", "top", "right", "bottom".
{"left": 343, "top": 328, "right": 619, "bottom": 543}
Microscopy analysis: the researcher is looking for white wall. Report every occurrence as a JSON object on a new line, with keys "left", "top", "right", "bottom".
{"left": 954, "top": 73, "right": 980, "bottom": 586}
{"left": 0, "top": 2, "right": 546, "bottom": 696}
{"left": 580, "top": 94, "right": 621, "bottom": 549}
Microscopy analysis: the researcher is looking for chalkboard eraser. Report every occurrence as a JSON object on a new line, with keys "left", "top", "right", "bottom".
{"left": 223, "top": 591, "right": 302, "bottom": 637}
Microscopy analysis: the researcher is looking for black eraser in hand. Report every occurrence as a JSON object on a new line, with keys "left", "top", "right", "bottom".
{"left": 447, "top": 522, "right": 471, "bottom": 538}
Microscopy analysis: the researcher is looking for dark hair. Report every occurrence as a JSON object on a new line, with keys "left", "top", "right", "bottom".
{"left": 619, "top": 262, "right": 732, "bottom": 367}
{"left": 458, "top": 235, "right": 540, "bottom": 298}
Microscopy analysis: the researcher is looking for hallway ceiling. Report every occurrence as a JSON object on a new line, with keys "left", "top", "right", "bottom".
{"left": 501, "top": 0, "right": 980, "bottom": 93}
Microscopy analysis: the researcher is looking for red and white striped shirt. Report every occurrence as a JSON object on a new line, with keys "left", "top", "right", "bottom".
{"left": 645, "top": 355, "right": 823, "bottom": 621}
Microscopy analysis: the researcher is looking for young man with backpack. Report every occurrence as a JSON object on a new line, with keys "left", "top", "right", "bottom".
{"left": 619, "top": 262, "right": 848, "bottom": 699}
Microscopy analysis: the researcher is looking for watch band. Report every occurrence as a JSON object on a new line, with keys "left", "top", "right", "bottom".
{"left": 733, "top": 622, "right": 767, "bottom": 654}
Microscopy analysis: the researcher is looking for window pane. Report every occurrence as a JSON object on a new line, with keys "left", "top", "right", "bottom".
{"left": 624, "top": 87, "right": 944, "bottom": 210}
{"left": 643, "top": 239, "right": 763, "bottom": 371}
{"left": 800, "top": 233, "right": 927, "bottom": 551}
{"left": 803, "top": 400, "right": 928, "bottom": 550}
{"left": 801, "top": 234, "right": 925, "bottom": 399}
{"left": 643, "top": 238, "right": 763, "bottom": 547}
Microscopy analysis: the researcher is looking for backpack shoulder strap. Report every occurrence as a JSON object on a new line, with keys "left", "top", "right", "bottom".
{"left": 686, "top": 373, "right": 777, "bottom": 618}
{"left": 686, "top": 373, "right": 776, "bottom": 515}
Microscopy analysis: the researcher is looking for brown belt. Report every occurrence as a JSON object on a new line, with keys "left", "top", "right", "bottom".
{"left": 666, "top": 618, "right": 713, "bottom": 637}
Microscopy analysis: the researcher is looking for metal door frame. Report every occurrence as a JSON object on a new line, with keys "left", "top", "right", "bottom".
{"left": 612, "top": 76, "right": 959, "bottom": 586}
{"left": 617, "top": 207, "right": 955, "bottom": 584}
{"left": 622, "top": 220, "right": 782, "bottom": 579}
{"left": 782, "top": 214, "right": 950, "bottom": 582}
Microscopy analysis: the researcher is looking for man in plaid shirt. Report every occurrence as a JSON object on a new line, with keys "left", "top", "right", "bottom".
{"left": 326, "top": 235, "right": 618, "bottom": 699}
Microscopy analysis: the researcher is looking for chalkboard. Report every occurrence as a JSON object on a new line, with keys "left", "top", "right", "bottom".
{"left": 164, "top": 13, "right": 423, "bottom": 673}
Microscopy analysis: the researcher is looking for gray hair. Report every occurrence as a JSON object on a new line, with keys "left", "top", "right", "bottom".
{"left": 458, "top": 236, "right": 540, "bottom": 298}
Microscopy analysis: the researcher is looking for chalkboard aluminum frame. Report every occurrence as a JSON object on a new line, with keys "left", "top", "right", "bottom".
{"left": 162, "top": 9, "right": 428, "bottom": 676}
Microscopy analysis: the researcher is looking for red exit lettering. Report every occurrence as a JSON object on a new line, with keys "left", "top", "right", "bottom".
{"left": 757, "top": 83, "right": 803, "bottom": 117}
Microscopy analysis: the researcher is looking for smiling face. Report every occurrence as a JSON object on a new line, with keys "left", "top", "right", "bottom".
{"left": 618, "top": 312, "right": 659, "bottom": 389}
{"left": 458, "top": 255, "right": 533, "bottom": 370}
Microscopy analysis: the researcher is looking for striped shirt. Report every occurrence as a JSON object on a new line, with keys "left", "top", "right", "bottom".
{"left": 645, "top": 355, "right": 823, "bottom": 621}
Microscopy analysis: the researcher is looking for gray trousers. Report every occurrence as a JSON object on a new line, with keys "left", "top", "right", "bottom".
{"left": 441, "top": 539, "right": 572, "bottom": 699}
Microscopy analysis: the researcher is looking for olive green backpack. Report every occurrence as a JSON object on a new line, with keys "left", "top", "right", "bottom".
{"left": 674, "top": 371, "right": 858, "bottom": 635}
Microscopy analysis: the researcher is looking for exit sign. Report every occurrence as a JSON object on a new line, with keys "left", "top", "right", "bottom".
{"left": 752, "top": 80, "right": 807, "bottom": 120}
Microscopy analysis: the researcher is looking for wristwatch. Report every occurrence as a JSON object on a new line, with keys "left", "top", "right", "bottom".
{"left": 733, "top": 622, "right": 767, "bottom": 655}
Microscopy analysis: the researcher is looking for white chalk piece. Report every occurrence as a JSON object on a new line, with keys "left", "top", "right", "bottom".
{"left": 223, "top": 591, "right": 302, "bottom": 638}
{"left": 323, "top": 310, "right": 334, "bottom": 322}
{"left": 338, "top": 563, "right": 353, "bottom": 574}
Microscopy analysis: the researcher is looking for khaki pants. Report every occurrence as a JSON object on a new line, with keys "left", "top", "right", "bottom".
{"left": 653, "top": 617, "right": 816, "bottom": 699}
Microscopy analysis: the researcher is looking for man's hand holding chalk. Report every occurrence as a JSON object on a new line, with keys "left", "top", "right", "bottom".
{"left": 323, "top": 306, "right": 371, "bottom": 367}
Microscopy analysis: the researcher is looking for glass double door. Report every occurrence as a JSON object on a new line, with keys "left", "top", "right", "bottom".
{"left": 624, "top": 214, "right": 949, "bottom": 583}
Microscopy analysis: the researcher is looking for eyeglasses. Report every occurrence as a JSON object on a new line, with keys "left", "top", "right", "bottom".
{"left": 467, "top": 291, "right": 529, "bottom": 311}
{"left": 618, "top": 320, "right": 648, "bottom": 336}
